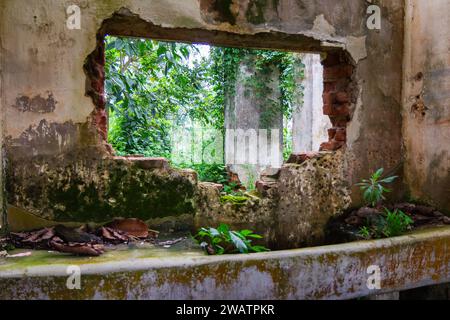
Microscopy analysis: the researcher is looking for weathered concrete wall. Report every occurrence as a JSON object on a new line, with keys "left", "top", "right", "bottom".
{"left": 197, "top": 149, "right": 351, "bottom": 248}
{"left": 0, "top": 0, "right": 406, "bottom": 243}
{"left": 403, "top": 0, "right": 450, "bottom": 213}
{"left": 1, "top": 226, "right": 450, "bottom": 300}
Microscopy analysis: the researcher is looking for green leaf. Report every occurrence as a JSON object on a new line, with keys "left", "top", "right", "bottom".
{"left": 246, "top": 234, "right": 263, "bottom": 239}
{"left": 217, "top": 223, "right": 230, "bottom": 235}
{"left": 380, "top": 176, "right": 398, "bottom": 183}
{"left": 250, "top": 245, "right": 270, "bottom": 252}
{"left": 230, "top": 231, "right": 248, "bottom": 253}
{"left": 208, "top": 228, "right": 220, "bottom": 237}
{"left": 373, "top": 168, "right": 384, "bottom": 179}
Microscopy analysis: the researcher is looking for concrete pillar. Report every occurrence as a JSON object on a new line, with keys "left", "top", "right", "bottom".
{"left": 225, "top": 54, "right": 283, "bottom": 188}
{"left": 292, "top": 53, "right": 331, "bottom": 153}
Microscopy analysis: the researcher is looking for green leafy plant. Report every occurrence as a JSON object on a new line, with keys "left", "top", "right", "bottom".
{"left": 356, "top": 168, "right": 398, "bottom": 207}
{"left": 194, "top": 223, "right": 269, "bottom": 255}
{"left": 382, "top": 208, "right": 413, "bottom": 237}
{"left": 358, "top": 208, "right": 413, "bottom": 239}
{"left": 222, "top": 182, "right": 240, "bottom": 194}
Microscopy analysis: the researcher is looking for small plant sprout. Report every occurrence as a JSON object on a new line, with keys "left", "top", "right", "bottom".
{"left": 358, "top": 226, "right": 371, "bottom": 240}
{"left": 358, "top": 208, "right": 414, "bottom": 240}
{"left": 382, "top": 208, "right": 414, "bottom": 237}
{"left": 194, "top": 223, "right": 269, "bottom": 255}
{"left": 357, "top": 168, "right": 398, "bottom": 207}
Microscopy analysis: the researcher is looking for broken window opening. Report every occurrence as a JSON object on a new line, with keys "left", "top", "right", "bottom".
{"left": 104, "top": 36, "right": 335, "bottom": 188}
{"left": 83, "top": 12, "right": 355, "bottom": 191}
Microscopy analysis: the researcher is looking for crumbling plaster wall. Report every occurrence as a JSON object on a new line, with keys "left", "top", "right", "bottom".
{"left": 0, "top": 0, "right": 405, "bottom": 246}
{"left": 403, "top": 0, "right": 450, "bottom": 213}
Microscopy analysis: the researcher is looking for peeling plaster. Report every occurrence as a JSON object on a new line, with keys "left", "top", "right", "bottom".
{"left": 311, "top": 14, "right": 336, "bottom": 40}
{"left": 345, "top": 36, "right": 367, "bottom": 63}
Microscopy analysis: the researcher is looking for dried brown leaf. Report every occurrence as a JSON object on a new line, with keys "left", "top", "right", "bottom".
{"left": 50, "top": 241, "right": 104, "bottom": 256}
{"left": 105, "top": 218, "right": 149, "bottom": 238}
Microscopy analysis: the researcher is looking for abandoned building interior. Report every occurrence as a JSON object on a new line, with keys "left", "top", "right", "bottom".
{"left": 0, "top": 0, "right": 449, "bottom": 300}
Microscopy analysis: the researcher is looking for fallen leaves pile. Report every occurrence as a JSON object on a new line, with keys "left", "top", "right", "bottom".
{"left": 8, "top": 218, "right": 160, "bottom": 257}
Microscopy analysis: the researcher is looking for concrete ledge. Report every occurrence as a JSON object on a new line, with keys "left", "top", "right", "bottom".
{"left": 1, "top": 226, "right": 450, "bottom": 299}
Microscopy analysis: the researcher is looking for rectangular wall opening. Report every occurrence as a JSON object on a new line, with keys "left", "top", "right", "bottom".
{"left": 104, "top": 36, "right": 332, "bottom": 189}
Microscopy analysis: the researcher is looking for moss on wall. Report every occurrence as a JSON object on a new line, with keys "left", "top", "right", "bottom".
{"left": 7, "top": 154, "right": 197, "bottom": 223}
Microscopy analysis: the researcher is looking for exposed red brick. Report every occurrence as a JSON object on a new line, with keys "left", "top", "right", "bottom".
{"left": 334, "top": 128, "right": 347, "bottom": 141}
{"left": 323, "top": 65, "right": 353, "bottom": 82}
{"left": 321, "top": 52, "right": 341, "bottom": 67}
{"left": 319, "top": 140, "right": 345, "bottom": 151}
{"left": 287, "top": 152, "right": 319, "bottom": 164}
{"left": 335, "top": 91, "right": 350, "bottom": 103}
{"left": 322, "top": 92, "right": 335, "bottom": 105}
{"left": 324, "top": 82, "right": 337, "bottom": 92}
{"left": 227, "top": 170, "right": 243, "bottom": 188}
{"left": 94, "top": 108, "right": 108, "bottom": 141}
{"left": 330, "top": 117, "right": 349, "bottom": 127}
{"left": 327, "top": 128, "right": 337, "bottom": 140}
{"left": 323, "top": 103, "right": 350, "bottom": 117}
{"left": 320, "top": 52, "right": 352, "bottom": 151}
{"left": 323, "top": 104, "right": 332, "bottom": 115}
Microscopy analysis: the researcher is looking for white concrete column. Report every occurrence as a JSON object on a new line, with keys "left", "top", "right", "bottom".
{"left": 225, "top": 54, "right": 283, "bottom": 188}
{"left": 292, "top": 54, "right": 331, "bottom": 153}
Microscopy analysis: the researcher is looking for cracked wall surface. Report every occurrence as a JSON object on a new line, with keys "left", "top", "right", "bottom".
{"left": 0, "top": 0, "right": 406, "bottom": 246}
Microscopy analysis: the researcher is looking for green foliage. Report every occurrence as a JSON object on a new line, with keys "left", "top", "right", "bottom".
{"left": 106, "top": 37, "right": 302, "bottom": 184}
{"left": 283, "top": 125, "right": 293, "bottom": 161}
{"left": 194, "top": 223, "right": 269, "bottom": 255}
{"left": 220, "top": 194, "right": 250, "bottom": 206}
{"left": 358, "top": 208, "right": 413, "bottom": 239}
{"left": 382, "top": 208, "right": 414, "bottom": 237}
{"left": 356, "top": 168, "right": 398, "bottom": 207}
{"left": 105, "top": 37, "right": 223, "bottom": 158}
{"left": 211, "top": 47, "right": 299, "bottom": 152}
{"left": 175, "top": 163, "right": 228, "bottom": 184}
{"left": 358, "top": 226, "right": 371, "bottom": 240}
{"left": 222, "top": 182, "right": 240, "bottom": 194}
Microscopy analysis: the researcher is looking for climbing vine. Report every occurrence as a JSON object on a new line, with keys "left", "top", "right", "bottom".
{"left": 212, "top": 47, "right": 301, "bottom": 159}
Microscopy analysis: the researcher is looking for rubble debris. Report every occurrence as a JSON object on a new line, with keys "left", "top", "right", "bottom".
{"left": 155, "top": 237, "right": 187, "bottom": 247}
